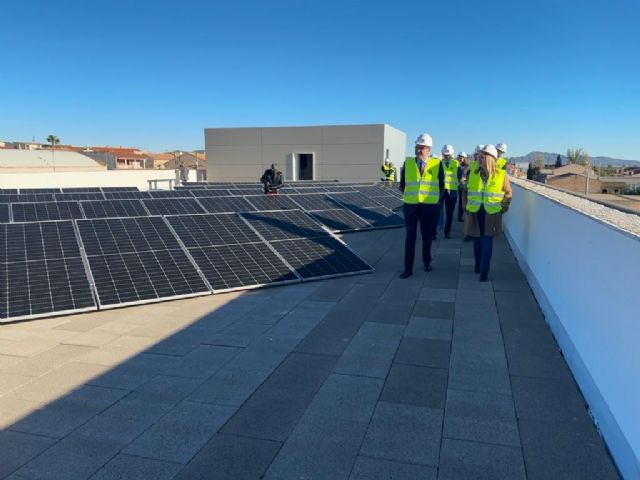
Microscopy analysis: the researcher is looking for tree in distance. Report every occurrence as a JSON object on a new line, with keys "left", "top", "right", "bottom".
{"left": 566, "top": 147, "right": 590, "bottom": 166}
{"left": 46, "top": 134, "right": 60, "bottom": 149}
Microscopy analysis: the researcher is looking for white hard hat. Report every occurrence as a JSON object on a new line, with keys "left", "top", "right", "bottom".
{"left": 496, "top": 143, "right": 507, "bottom": 154}
{"left": 481, "top": 144, "right": 498, "bottom": 159}
{"left": 441, "top": 144, "right": 454, "bottom": 156}
{"left": 415, "top": 133, "right": 433, "bottom": 147}
{"left": 458, "top": 152, "right": 468, "bottom": 158}
{"left": 474, "top": 144, "right": 485, "bottom": 153}
{"left": 385, "top": 158, "right": 391, "bottom": 164}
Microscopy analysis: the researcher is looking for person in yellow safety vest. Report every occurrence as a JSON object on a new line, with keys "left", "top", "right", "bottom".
{"left": 436, "top": 144, "right": 462, "bottom": 239}
{"left": 496, "top": 142, "right": 508, "bottom": 170}
{"left": 398, "top": 132, "right": 444, "bottom": 278}
{"left": 380, "top": 159, "right": 396, "bottom": 186}
{"left": 456, "top": 152, "right": 469, "bottom": 222}
{"left": 463, "top": 144, "right": 513, "bottom": 282}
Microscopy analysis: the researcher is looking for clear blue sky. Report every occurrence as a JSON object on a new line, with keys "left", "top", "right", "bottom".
{"left": 1, "top": 0, "right": 639, "bottom": 159}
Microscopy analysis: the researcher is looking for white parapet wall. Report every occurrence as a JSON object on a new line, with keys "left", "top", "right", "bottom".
{"left": 0, "top": 169, "right": 193, "bottom": 191}
{"left": 504, "top": 177, "right": 640, "bottom": 479}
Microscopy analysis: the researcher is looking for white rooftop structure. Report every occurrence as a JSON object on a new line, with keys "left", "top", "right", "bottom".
{"left": 0, "top": 149, "right": 106, "bottom": 172}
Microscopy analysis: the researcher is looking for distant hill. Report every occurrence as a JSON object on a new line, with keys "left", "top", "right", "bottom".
{"left": 509, "top": 151, "right": 640, "bottom": 167}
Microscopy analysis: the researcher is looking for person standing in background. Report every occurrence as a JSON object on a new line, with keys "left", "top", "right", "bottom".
{"left": 380, "top": 158, "right": 396, "bottom": 187}
{"left": 496, "top": 143, "right": 508, "bottom": 170}
{"left": 457, "top": 152, "right": 469, "bottom": 222}
{"left": 439, "top": 144, "right": 462, "bottom": 239}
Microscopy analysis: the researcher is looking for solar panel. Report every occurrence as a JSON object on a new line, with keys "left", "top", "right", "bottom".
{"left": 142, "top": 198, "right": 205, "bottom": 216}
{"left": 0, "top": 194, "right": 55, "bottom": 203}
{"left": 355, "top": 185, "right": 393, "bottom": 197}
{"left": 350, "top": 207, "right": 405, "bottom": 228}
{"left": 290, "top": 187, "right": 327, "bottom": 194}
{"left": 244, "top": 195, "right": 300, "bottom": 211}
{"left": 0, "top": 204, "right": 9, "bottom": 223}
{"left": 239, "top": 210, "right": 328, "bottom": 241}
{"left": 190, "top": 189, "right": 234, "bottom": 197}
{"left": 11, "top": 202, "right": 84, "bottom": 222}
{"left": 0, "top": 189, "right": 18, "bottom": 194}
{"left": 268, "top": 236, "right": 373, "bottom": 280}
{"left": 289, "top": 194, "right": 342, "bottom": 211}
{"left": 61, "top": 187, "right": 103, "bottom": 193}
{"left": 80, "top": 200, "right": 148, "bottom": 219}
{"left": 308, "top": 209, "right": 371, "bottom": 232}
{"left": 189, "top": 243, "right": 298, "bottom": 292}
{"left": 228, "top": 187, "right": 264, "bottom": 196}
{"left": 55, "top": 192, "right": 106, "bottom": 201}
{"left": 197, "top": 196, "right": 256, "bottom": 213}
{"left": 147, "top": 190, "right": 195, "bottom": 199}
{"left": 322, "top": 186, "right": 358, "bottom": 193}
{"left": 166, "top": 214, "right": 262, "bottom": 247}
{"left": 101, "top": 187, "right": 139, "bottom": 191}
{"left": 19, "top": 188, "right": 61, "bottom": 194}
{"left": 76, "top": 217, "right": 210, "bottom": 308}
{"left": 103, "top": 191, "right": 150, "bottom": 200}
{"left": 328, "top": 192, "right": 383, "bottom": 209}
{"left": 370, "top": 195, "right": 403, "bottom": 211}
{"left": 0, "top": 221, "right": 96, "bottom": 322}
{"left": 77, "top": 217, "right": 183, "bottom": 256}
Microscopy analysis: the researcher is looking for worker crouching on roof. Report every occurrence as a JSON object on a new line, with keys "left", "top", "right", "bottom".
{"left": 398, "top": 132, "right": 444, "bottom": 278}
{"left": 260, "top": 163, "right": 284, "bottom": 194}
{"left": 381, "top": 158, "right": 396, "bottom": 187}
{"left": 464, "top": 144, "right": 513, "bottom": 282}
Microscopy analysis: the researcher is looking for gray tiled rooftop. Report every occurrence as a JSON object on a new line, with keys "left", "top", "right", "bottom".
{"left": 0, "top": 224, "right": 620, "bottom": 479}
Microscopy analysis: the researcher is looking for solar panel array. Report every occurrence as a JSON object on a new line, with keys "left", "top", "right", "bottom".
{"left": 0, "top": 181, "right": 403, "bottom": 322}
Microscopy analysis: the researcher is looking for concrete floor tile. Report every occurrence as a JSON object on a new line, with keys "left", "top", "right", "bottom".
{"left": 90, "top": 454, "right": 183, "bottom": 480}
{"left": 404, "top": 316, "right": 453, "bottom": 341}
{"left": 360, "top": 401, "right": 443, "bottom": 466}
{"left": 349, "top": 456, "right": 437, "bottom": 480}
{"left": 418, "top": 287, "right": 457, "bottom": 302}
{"left": 394, "top": 337, "right": 451, "bottom": 369}
{"left": 438, "top": 438, "right": 526, "bottom": 480}
{"left": 175, "top": 434, "right": 281, "bottom": 480}
{"left": 0, "top": 430, "right": 56, "bottom": 479}
{"left": 411, "top": 300, "right": 455, "bottom": 320}
{"left": 381, "top": 364, "right": 447, "bottom": 409}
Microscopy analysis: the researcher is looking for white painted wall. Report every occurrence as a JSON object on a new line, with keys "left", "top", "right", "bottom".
{"left": 503, "top": 182, "right": 640, "bottom": 479}
{"left": 205, "top": 124, "right": 406, "bottom": 182}
{"left": 0, "top": 170, "right": 191, "bottom": 191}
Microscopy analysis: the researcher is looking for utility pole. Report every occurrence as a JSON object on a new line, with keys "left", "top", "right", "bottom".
{"left": 585, "top": 166, "right": 590, "bottom": 195}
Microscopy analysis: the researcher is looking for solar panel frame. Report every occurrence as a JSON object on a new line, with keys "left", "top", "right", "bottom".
{"left": 227, "top": 187, "right": 264, "bottom": 196}
{"left": 0, "top": 189, "right": 18, "bottom": 194}
{"left": 189, "top": 189, "right": 234, "bottom": 197}
{"left": 103, "top": 191, "right": 151, "bottom": 200}
{"left": 0, "top": 194, "right": 55, "bottom": 203}
{"left": 142, "top": 198, "right": 206, "bottom": 216}
{"left": 61, "top": 187, "right": 103, "bottom": 193}
{"left": 368, "top": 195, "right": 403, "bottom": 211}
{"left": 288, "top": 194, "right": 343, "bottom": 211}
{"left": 11, "top": 201, "right": 85, "bottom": 223}
{"left": 19, "top": 188, "right": 62, "bottom": 194}
{"left": 100, "top": 187, "right": 140, "bottom": 192}
{"left": 147, "top": 190, "right": 195, "bottom": 199}
{"left": 327, "top": 192, "right": 385, "bottom": 209}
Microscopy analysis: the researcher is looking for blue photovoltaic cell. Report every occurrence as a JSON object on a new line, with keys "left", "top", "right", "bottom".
{"left": 197, "top": 196, "right": 256, "bottom": 213}
{"left": 0, "top": 194, "right": 55, "bottom": 203}
{"left": 350, "top": 207, "right": 404, "bottom": 228}
{"left": 240, "top": 210, "right": 328, "bottom": 241}
{"left": 244, "top": 195, "right": 300, "bottom": 211}
{"left": 0, "top": 204, "right": 9, "bottom": 223}
{"left": 308, "top": 209, "right": 371, "bottom": 232}
{"left": 55, "top": 192, "right": 106, "bottom": 201}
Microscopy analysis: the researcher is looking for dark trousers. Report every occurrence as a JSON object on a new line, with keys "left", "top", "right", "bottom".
{"left": 457, "top": 189, "right": 465, "bottom": 220}
{"left": 442, "top": 190, "right": 457, "bottom": 236}
{"left": 403, "top": 203, "right": 439, "bottom": 272}
{"left": 473, "top": 236, "right": 494, "bottom": 275}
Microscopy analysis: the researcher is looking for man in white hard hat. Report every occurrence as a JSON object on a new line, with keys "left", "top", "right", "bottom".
{"left": 398, "top": 132, "right": 444, "bottom": 278}
{"left": 496, "top": 143, "right": 508, "bottom": 170}
{"left": 457, "top": 152, "right": 469, "bottom": 222}
{"left": 437, "top": 144, "right": 462, "bottom": 239}
{"left": 380, "top": 158, "right": 396, "bottom": 187}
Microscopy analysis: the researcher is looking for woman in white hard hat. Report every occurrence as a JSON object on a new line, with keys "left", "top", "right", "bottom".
{"left": 398, "top": 132, "right": 445, "bottom": 278}
{"left": 464, "top": 145, "right": 512, "bottom": 281}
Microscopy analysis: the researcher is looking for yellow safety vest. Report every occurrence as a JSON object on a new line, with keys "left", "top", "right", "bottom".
{"left": 403, "top": 157, "right": 441, "bottom": 204}
{"left": 497, "top": 157, "right": 507, "bottom": 169}
{"left": 382, "top": 164, "right": 396, "bottom": 181}
{"left": 466, "top": 167, "right": 506, "bottom": 214}
{"left": 442, "top": 159, "right": 459, "bottom": 191}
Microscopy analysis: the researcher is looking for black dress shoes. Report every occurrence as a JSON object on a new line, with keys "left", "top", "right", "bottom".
{"left": 400, "top": 270, "right": 413, "bottom": 279}
{"left": 423, "top": 264, "right": 432, "bottom": 272}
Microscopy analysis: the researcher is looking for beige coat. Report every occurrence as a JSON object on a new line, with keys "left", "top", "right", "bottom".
{"left": 463, "top": 175, "right": 512, "bottom": 238}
